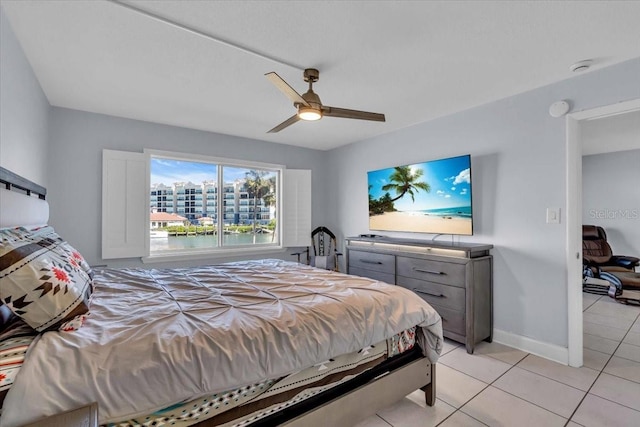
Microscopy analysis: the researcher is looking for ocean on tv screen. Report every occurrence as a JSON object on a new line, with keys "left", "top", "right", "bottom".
{"left": 368, "top": 154, "right": 473, "bottom": 235}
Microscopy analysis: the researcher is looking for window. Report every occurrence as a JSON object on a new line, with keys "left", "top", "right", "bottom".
{"left": 149, "top": 152, "right": 280, "bottom": 255}
{"left": 102, "top": 149, "right": 310, "bottom": 261}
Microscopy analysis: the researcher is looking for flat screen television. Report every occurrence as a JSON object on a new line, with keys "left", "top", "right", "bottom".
{"left": 368, "top": 154, "right": 473, "bottom": 235}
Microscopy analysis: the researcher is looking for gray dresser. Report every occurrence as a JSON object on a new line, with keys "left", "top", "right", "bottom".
{"left": 346, "top": 236, "right": 493, "bottom": 354}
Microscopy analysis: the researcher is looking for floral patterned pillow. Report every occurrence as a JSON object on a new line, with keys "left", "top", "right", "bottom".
{"left": 21, "top": 226, "right": 94, "bottom": 279}
{"left": 0, "top": 229, "right": 93, "bottom": 332}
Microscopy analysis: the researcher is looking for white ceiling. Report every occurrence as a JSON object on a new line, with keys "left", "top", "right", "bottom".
{"left": 3, "top": 0, "right": 640, "bottom": 151}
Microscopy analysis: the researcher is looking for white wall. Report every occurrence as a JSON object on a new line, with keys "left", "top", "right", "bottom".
{"left": 0, "top": 7, "right": 50, "bottom": 185}
{"left": 47, "top": 108, "right": 329, "bottom": 268}
{"left": 583, "top": 149, "right": 640, "bottom": 256}
{"left": 581, "top": 111, "right": 640, "bottom": 156}
{"left": 327, "top": 58, "right": 640, "bottom": 350}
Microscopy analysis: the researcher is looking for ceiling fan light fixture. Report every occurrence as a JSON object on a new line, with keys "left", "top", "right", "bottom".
{"left": 298, "top": 106, "right": 322, "bottom": 121}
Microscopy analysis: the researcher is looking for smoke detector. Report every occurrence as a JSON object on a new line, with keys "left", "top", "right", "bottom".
{"left": 549, "top": 100, "right": 570, "bottom": 118}
{"left": 570, "top": 60, "right": 593, "bottom": 73}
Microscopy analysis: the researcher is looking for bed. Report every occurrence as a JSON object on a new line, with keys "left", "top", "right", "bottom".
{"left": 0, "top": 166, "right": 443, "bottom": 427}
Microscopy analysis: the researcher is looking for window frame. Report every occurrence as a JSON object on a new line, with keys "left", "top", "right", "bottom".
{"left": 144, "top": 149, "right": 285, "bottom": 262}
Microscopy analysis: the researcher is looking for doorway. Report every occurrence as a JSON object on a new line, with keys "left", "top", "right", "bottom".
{"left": 566, "top": 98, "right": 640, "bottom": 367}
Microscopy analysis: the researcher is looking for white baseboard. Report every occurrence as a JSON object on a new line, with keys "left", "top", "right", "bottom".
{"left": 493, "top": 328, "right": 569, "bottom": 365}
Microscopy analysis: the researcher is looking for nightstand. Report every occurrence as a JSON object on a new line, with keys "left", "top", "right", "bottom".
{"left": 23, "top": 402, "right": 98, "bottom": 427}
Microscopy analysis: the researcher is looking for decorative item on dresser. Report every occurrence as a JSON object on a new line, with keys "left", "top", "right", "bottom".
{"left": 346, "top": 236, "right": 493, "bottom": 354}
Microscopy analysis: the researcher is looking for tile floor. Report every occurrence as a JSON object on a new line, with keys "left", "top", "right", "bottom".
{"left": 355, "top": 292, "right": 640, "bottom": 426}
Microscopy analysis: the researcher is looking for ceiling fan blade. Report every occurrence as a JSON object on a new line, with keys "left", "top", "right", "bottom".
{"left": 267, "top": 114, "right": 301, "bottom": 133}
{"left": 265, "top": 72, "right": 309, "bottom": 107}
{"left": 322, "top": 106, "right": 386, "bottom": 122}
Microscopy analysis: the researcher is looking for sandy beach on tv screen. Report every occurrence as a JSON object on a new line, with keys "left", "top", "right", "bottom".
{"left": 369, "top": 211, "right": 472, "bottom": 235}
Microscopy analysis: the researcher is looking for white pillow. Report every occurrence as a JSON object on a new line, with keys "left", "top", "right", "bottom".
{"left": 0, "top": 189, "right": 49, "bottom": 228}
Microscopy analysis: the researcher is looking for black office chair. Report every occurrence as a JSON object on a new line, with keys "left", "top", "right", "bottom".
{"left": 583, "top": 225, "right": 640, "bottom": 292}
{"left": 582, "top": 225, "right": 639, "bottom": 272}
{"left": 292, "top": 226, "right": 343, "bottom": 272}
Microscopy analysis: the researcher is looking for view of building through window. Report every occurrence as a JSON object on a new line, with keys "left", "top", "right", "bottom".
{"left": 150, "top": 157, "right": 279, "bottom": 252}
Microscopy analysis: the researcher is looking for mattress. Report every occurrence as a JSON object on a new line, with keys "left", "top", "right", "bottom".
{"left": 0, "top": 259, "right": 442, "bottom": 427}
{"left": 107, "top": 328, "right": 417, "bottom": 427}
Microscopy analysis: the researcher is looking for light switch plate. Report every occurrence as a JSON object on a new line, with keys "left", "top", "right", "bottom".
{"left": 546, "top": 207, "right": 561, "bottom": 224}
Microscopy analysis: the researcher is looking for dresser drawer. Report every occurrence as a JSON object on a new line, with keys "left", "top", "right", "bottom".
{"left": 348, "top": 266, "right": 395, "bottom": 285}
{"left": 348, "top": 250, "right": 395, "bottom": 274}
{"left": 396, "top": 256, "right": 465, "bottom": 287}
{"left": 429, "top": 303, "right": 466, "bottom": 336}
{"left": 396, "top": 276, "right": 465, "bottom": 311}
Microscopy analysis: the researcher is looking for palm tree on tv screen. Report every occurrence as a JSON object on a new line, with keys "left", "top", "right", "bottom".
{"left": 382, "top": 166, "right": 430, "bottom": 203}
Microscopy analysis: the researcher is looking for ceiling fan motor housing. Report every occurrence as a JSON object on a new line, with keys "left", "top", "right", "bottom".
{"left": 301, "top": 90, "right": 322, "bottom": 108}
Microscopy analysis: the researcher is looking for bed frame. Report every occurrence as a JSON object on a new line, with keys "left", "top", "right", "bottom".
{"left": 0, "top": 165, "right": 436, "bottom": 427}
{"left": 196, "top": 348, "right": 435, "bottom": 427}
{"left": 264, "top": 349, "right": 435, "bottom": 427}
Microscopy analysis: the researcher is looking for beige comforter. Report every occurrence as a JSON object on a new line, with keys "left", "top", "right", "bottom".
{"left": 1, "top": 259, "right": 442, "bottom": 426}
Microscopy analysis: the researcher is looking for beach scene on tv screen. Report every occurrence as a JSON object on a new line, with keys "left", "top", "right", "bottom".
{"left": 368, "top": 155, "right": 472, "bottom": 235}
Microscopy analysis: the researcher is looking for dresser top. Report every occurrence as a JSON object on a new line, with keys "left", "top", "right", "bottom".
{"left": 346, "top": 236, "right": 492, "bottom": 259}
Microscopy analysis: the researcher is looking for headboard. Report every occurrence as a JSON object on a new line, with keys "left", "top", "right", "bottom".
{"left": 0, "top": 166, "right": 49, "bottom": 228}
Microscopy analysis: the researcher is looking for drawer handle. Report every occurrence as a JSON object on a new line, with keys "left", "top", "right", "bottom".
{"left": 413, "top": 289, "right": 445, "bottom": 298}
{"left": 360, "top": 259, "right": 383, "bottom": 265}
{"left": 413, "top": 268, "right": 444, "bottom": 275}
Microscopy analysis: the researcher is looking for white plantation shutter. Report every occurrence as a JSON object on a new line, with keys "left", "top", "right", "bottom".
{"left": 102, "top": 149, "right": 149, "bottom": 259}
{"left": 282, "top": 169, "right": 311, "bottom": 247}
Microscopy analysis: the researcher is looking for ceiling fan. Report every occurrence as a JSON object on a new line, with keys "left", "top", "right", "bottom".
{"left": 265, "top": 68, "right": 386, "bottom": 133}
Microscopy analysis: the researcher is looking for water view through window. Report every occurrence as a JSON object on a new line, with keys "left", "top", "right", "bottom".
{"left": 150, "top": 233, "right": 274, "bottom": 252}
{"left": 150, "top": 157, "right": 279, "bottom": 253}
